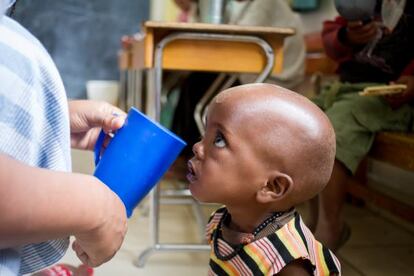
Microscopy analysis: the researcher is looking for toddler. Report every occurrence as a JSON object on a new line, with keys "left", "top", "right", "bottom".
{"left": 187, "top": 83, "right": 340, "bottom": 275}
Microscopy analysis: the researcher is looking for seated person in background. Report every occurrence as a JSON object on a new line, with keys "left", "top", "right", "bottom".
{"left": 171, "top": 0, "right": 305, "bottom": 161}
{"left": 187, "top": 83, "right": 340, "bottom": 275}
{"left": 310, "top": 0, "right": 414, "bottom": 251}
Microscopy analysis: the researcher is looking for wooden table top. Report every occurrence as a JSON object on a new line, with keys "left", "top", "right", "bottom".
{"left": 142, "top": 21, "right": 295, "bottom": 36}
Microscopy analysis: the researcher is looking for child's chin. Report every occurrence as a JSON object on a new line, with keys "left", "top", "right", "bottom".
{"left": 189, "top": 184, "right": 208, "bottom": 203}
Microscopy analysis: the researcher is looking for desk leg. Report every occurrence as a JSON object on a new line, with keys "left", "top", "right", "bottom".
{"left": 119, "top": 69, "right": 127, "bottom": 111}
{"left": 125, "top": 69, "right": 145, "bottom": 111}
{"left": 127, "top": 69, "right": 135, "bottom": 110}
{"left": 144, "top": 69, "right": 156, "bottom": 118}
{"left": 133, "top": 70, "right": 143, "bottom": 111}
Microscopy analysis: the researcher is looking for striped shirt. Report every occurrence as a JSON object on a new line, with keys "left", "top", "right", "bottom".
{"left": 206, "top": 208, "right": 341, "bottom": 276}
{"left": 0, "top": 15, "right": 71, "bottom": 275}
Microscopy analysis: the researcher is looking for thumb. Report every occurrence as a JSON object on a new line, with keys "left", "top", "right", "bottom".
{"left": 72, "top": 240, "right": 91, "bottom": 266}
{"left": 88, "top": 102, "right": 126, "bottom": 129}
{"left": 69, "top": 100, "right": 124, "bottom": 133}
{"left": 101, "top": 114, "right": 126, "bottom": 134}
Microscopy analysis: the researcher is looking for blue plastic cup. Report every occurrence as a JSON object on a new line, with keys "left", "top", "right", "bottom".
{"left": 93, "top": 107, "right": 186, "bottom": 217}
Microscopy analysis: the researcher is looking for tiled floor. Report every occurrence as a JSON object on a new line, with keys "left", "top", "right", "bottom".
{"left": 334, "top": 205, "right": 414, "bottom": 276}
{"left": 58, "top": 150, "right": 414, "bottom": 275}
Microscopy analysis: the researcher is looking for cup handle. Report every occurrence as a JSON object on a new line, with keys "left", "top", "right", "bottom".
{"left": 94, "top": 130, "right": 107, "bottom": 166}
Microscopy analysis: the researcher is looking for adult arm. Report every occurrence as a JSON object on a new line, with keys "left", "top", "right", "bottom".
{"left": 384, "top": 74, "right": 414, "bottom": 109}
{"left": 0, "top": 154, "right": 127, "bottom": 267}
{"left": 322, "top": 17, "right": 378, "bottom": 63}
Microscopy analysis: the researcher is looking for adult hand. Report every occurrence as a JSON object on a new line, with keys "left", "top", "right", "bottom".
{"left": 69, "top": 100, "right": 126, "bottom": 151}
{"left": 72, "top": 178, "right": 128, "bottom": 267}
{"left": 384, "top": 75, "right": 414, "bottom": 109}
{"left": 344, "top": 20, "right": 379, "bottom": 46}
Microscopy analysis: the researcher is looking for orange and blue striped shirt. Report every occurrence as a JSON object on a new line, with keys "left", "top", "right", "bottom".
{"left": 206, "top": 208, "right": 341, "bottom": 276}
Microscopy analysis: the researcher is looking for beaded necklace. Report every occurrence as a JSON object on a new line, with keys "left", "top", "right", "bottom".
{"left": 213, "top": 209, "right": 285, "bottom": 261}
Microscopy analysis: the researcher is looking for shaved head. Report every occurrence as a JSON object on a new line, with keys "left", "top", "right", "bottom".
{"left": 212, "top": 83, "right": 336, "bottom": 205}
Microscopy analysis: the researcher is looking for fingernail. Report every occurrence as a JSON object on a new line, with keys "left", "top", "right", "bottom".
{"left": 112, "top": 112, "right": 119, "bottom": 117}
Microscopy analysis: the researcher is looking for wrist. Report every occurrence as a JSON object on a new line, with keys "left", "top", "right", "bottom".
{"left": 74, "top": 175, "right": 126, "bottom": 234}
{"left": 72, "top": 175, "right": 112, "bottom": 233}
{"left": 338, "top": 26, "right": 358, "bottom": 48}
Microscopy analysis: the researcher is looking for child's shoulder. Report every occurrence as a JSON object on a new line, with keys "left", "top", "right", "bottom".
{"left": 205, "top": 207, "right": 227, "bottom": 243}
{"left": 207, "top": 206, "right": 226, "bottom": 223}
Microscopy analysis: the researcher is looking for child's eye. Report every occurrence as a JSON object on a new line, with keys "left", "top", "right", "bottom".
{"left": 214, "top": 132, "right": 226, "bottom": 148}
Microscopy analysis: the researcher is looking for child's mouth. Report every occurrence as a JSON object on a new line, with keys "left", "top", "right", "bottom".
{"left": 186, "top": 160, "right": 198, "bottom": 183}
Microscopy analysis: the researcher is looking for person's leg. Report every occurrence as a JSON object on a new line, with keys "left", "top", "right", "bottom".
{"left": 311, "top": 92, "right": 374, "bottom": 250}
{"left": 314, "top": 159, "right": 349, "bottom": 250}
{"left": 312, "top": 86, "right": 414, "bottom": 250}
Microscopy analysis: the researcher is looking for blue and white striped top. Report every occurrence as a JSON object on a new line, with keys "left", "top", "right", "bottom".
{"left": 0, "top": 14, "right": 71, "bottom": 275}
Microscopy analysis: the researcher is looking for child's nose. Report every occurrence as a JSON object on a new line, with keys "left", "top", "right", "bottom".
{"left": 192, "top": 141, "right": 204, "bottom": 159}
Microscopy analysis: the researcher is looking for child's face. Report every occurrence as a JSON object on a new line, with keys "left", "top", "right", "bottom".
{"left": 187, "top": 83, "right": 336, "bottom": 209}
{"left": 187, "top": 97, "right": 268, "bottom": 207}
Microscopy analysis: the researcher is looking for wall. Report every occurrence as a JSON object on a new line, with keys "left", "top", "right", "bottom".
{"left": 298, "top": 0, "right": 338, "bottom": 34}
{"left": 12, "top": 0, "right": 149, "bottom": 99}
{"left": 150, "top": 0, "right": 180, "bottom": 21}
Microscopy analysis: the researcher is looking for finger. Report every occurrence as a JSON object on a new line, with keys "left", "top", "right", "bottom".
{"left": 72, "top": 241, "right": 83, "bottom": 255}
{"left": 348, "top": 22, "right": 377, "bottom": 39}
{"left": 77, "top": 251, "right": 90, "bottom": 266}
{"left": 101, "top": 114, "right": 126, "bottom": 134}
{"left": 395, "top": 78, "right": 408, "bottom": 85}
{"left": 359, "top": 21, "right": 377, "bottom": 33}
{"left": 73, "top": 241, "right": 96, "bottom": 267}
{"left": 87, "top": 101, "right": 126, "bottom": 129}
{"left": 355, "top": 29, "right": 378, "bottom": 43}
{"left": 353, "top": 24, "right": 377, "bottom": 37}
{"left": 111, "top": 115, "right": 126, "bottom": 131}
{"left": 72, "top": 241, "right": 86, "bottom": 258}
{"left": 86, "top": 127, "right": 102, "bottom": 151}
{"left": 364, "top": 25, "right": 379, "bottom": 38}
{"left": 347, "top": 21, "right": 363, "bottom": 28}
{"left": 102, "top": 135, "right": 111, "bottom": 148}
{"left": 110, "top": 106, "right": 126, "bottom": 117}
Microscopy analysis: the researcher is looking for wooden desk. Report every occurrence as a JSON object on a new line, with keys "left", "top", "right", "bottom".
{"left": 120, "top": 21, "right": 294, "bottom": 73}
{"left": 119, "top": 20, "right": 294, "bottom": 267}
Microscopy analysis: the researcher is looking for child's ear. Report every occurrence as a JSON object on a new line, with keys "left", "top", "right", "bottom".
{"left": 256, "top": 172, "right": 293, "bottom": 204}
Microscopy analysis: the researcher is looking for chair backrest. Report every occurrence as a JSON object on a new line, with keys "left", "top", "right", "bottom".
{"left": 304, "top": 32, "right": 337, "bottom": 75}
